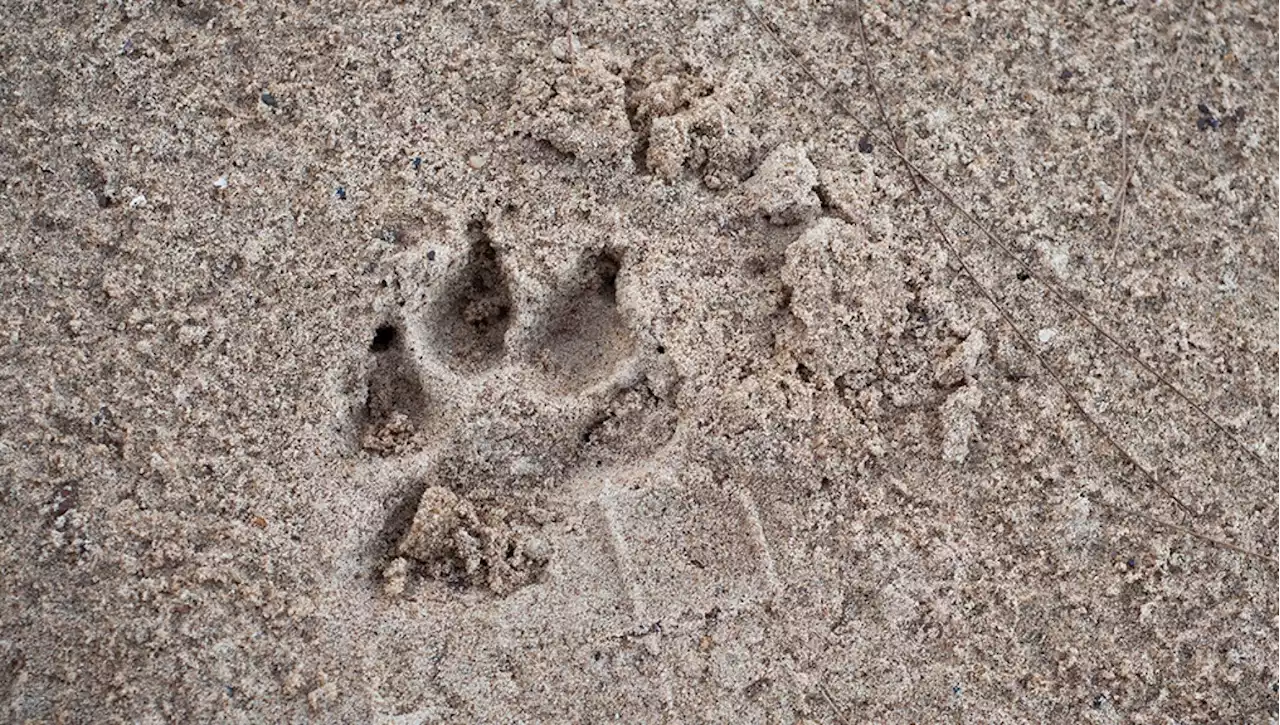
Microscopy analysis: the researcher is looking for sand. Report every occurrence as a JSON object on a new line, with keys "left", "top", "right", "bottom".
{"left": 1, "top": 1, "right": 1276, "bottom": 722}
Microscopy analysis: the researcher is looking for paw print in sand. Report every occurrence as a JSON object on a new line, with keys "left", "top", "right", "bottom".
{"left": 356, "top": 214, "right": 678, "bottom": 596}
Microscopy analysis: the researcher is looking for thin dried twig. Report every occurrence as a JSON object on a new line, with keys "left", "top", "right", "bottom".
{"left": 1089, "top": 493, "right": 1277, "bottom": 564}
{"left": 782, "top": 658, "right": 854, "bottom": 725}
{"left": 818, "top": 681, "right": 853, "bottom": 725}
{"left": 1101, "top": 110, "right": 1157, "bottom": 282}
{"left": 1102, "top": 109, "right": 1131, "bottom": 276}
{"left": 566, "top": 0, "right": 574, "bottom": 64}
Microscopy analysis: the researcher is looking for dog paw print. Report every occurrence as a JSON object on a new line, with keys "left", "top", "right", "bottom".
{"left": 356, "top": 214, "right": 678, "bottom": 595}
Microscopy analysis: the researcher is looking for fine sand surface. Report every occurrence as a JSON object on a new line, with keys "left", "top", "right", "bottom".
{"left": 1, "top": 1, "right": 1276, "bottom": 722}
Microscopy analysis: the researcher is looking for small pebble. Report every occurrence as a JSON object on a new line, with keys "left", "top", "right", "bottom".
{"left": 1195, "top": 102, "right": 1221, "bottom": 132}
{"left": 857, "top": 136, "right": 873, "bottom": 154}
{"left": 467, "top": 154, "right": 486, "bottom": 170}
{"left": 411, "top": 156, "right": 422, "bottom": 170}
{"left": 260, "top": 91, "right": 278, "bottom": 108}
{"left": 334, "top": 186, "right": 346, "bottom": 200}
{"left": 213, "top": 175, "right": 229, "bottom": 189}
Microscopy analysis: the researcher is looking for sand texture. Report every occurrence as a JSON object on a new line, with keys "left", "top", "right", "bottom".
{"left": 1, "top": 1, "right": 1277, "bottom": 722}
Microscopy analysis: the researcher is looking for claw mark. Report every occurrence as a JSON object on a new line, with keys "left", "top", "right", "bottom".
{"left": 735, "top": 488, "right": 780, "bottom": 599}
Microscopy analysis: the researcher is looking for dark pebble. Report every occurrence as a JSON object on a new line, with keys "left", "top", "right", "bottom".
{"left": 261, "top": 91, "right": 278, "bottom": 108}
{"left": 1197, "top": 102, "right": 1211, "bottom": 116}
{"left": 857, "top": 136, "right": 873, "bottom": 154}
{"left": 411, "top": 156, "right": 422, "bottom": 170}
{"left": 335, "top": 186, "right": 347, "bottom": 200}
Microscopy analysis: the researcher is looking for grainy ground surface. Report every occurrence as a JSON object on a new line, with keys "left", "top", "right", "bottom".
{"left": 1, "top": 1, "right": 1276, "bottom": 722}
